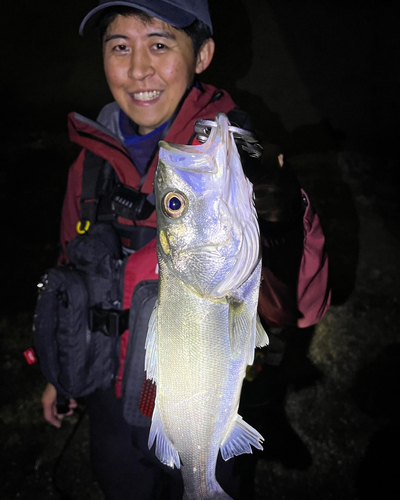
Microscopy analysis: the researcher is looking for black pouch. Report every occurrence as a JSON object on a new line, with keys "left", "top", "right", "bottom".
{"left": 121, "top": 280, "right": 158, "bottom": 426}
{"left": 33, "top": 223, "right": 127, "bottom": 398}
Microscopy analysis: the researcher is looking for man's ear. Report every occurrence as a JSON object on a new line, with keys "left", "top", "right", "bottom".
{"left": 195, "top": 38, "right": 215, "bottom": 74}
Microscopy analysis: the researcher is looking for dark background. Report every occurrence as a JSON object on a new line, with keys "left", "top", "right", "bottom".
{"left": 1, "top": 1, "right": 400, "bottom": 499}
{"left": 2, "top": 0, "right": 399, "bottom": 312}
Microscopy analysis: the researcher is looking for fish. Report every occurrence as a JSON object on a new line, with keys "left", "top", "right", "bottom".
{"left": 145, "top": 112, "right": 269, "bottom": 500}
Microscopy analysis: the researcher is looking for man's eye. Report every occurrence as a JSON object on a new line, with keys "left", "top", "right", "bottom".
{"left": 153, "top": 43, "right": 167, "bottom": 50}
{"left": 114, "top": 44, "right": 128, "bottom": 52}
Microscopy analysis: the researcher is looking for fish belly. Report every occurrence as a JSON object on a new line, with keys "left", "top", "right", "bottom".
{"left": 156, "top": 275, "right": 246, "bottom": 497}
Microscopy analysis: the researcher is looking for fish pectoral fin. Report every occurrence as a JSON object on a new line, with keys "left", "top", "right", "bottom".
{"left": 220, "top": 415, "right": 264, "bottom": 461}
{"left": 256, "top": 314, "right": 269, "bottom": 348}
{"left": 145, "top": 303, "right": 158, "bottom": 382}
{"left": 148, "top": 405, "right": 181, "bottom": 469}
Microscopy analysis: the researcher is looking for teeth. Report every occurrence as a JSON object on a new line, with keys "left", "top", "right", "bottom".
{"left": 133, "top": 90, "right": 161, "bottom": 101}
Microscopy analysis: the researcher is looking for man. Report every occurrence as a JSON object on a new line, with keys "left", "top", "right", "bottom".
{"left": 41, "top": 1, "right": 330, "bottom": 498}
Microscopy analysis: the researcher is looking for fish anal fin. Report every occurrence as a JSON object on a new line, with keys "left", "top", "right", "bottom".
{"left": 148, "top": 405, "right": 181, "bottom": 469}
{"left": 145, "top": 303, "right": 158, "bottom": 382}
{"left": 220, "top": 415, "right": 264, "bottom": 461}
{"left": 256, "top": 314, "right": 269, "bottom": 348}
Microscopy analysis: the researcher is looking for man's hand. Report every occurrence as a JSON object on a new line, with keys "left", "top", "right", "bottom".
{"left": 41, "top": 383, "right": 77, "bottom": 428}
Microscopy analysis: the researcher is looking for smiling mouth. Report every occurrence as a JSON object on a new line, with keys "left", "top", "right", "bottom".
{"left": 132, "top": 90, "right": 161, "bottom": 101}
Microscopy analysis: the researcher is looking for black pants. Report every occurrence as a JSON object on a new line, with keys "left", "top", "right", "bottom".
{"left": 87, "top": 388, "right": 241, "bottom": 500}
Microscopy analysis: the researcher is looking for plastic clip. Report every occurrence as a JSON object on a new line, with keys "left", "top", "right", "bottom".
{"left": 76, "top": 220, "right": 90, "bottom": 234}
{"left": 194, "top": 119, "right": 263, "bottom": 159}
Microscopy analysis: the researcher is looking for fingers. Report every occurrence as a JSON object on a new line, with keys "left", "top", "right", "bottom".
{"left": 43, "top": 400, "right": 62, "bottom": 428}
{"left": 64, "top": 398, "right": 78, "bottom": 416}
{"left": 41, "top": 383, "right": 77, "bottom": 428}
{"left": 41, "top": 383, "right": 60, "bottom": 427}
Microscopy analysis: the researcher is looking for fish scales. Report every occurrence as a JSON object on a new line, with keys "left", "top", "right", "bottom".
{"left": 157, "top": 262, "right": 249, "bottom": 498}
{"left": 145, "top": 113, "right": 268, "bottom": 499}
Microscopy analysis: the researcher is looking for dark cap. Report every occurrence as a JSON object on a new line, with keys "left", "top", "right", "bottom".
{"left": 79, "top": 0, "right": 213, "bottom": 36}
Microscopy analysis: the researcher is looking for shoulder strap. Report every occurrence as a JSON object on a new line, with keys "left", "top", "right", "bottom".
{"left": 78, "top": 150, "right": 106, "bottom": 233}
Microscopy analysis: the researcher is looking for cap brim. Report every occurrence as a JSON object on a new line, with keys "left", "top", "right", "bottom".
{"left": 79, "top": 1, "right": 197, "bottom": 36}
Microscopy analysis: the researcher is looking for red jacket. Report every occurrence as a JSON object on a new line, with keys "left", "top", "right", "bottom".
{"left": 60, "top": 84, "right": 236, "bottom": 253}
{"left": 60, "top": 83, "right": 330, "bottom": 394}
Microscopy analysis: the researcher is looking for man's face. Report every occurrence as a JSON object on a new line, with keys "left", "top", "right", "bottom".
{"left": 103, "top": 15, "right": 200, "bottom": 135}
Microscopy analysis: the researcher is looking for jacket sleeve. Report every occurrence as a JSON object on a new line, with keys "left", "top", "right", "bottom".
{"left": 58, "top": 150, "right": 85, "bottom": 264}
{"left": 296, "top": 191, "right": 331, "bottom": 328}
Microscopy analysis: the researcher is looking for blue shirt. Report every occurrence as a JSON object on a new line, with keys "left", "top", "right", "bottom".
{"left": 119, "top": 110, "right": 168, "bottom": 177}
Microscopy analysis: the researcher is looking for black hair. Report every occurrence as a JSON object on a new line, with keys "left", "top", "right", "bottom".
{"left": 97, "top": 6, "right": 212, "bottom": 57}
{"left": 182, "top": 19, "right": 212, "bottom": 57}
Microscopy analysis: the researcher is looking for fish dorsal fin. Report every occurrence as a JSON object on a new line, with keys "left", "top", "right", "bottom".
{"left": 256, "top": 315, "right": 269, "bottom": 348}
{"left": 220, "top": 415, "right": 264, "bottom": 460}
{"left": 145, "top": 303, "right": 158, "bottom": 383}
{"left": 148, "top": 404, "right": 181, "bottom": 469}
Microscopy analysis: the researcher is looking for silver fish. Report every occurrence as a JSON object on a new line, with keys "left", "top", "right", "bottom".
{"left": 145, "top": 113, "right": 268, "bottom": 500}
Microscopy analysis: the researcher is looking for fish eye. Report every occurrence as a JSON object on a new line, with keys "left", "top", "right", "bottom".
{"left": 162, "top": 192, "right": 187, "bottom": 219}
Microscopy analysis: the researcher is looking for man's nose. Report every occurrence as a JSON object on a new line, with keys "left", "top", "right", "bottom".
{"left": 128, "top": 49, "right": 154, "bottom": 80}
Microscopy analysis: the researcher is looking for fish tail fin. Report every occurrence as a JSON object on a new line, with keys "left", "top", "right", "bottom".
{"left": 256, "top": 314, "right": 269, "bottom": 348}
{"left": 220, "top": 414, "right": 264, "bottom": 461}
{"left": 148, "top": 405, "right": 180, "bottom": 469}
